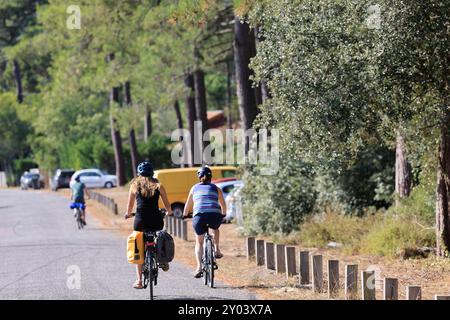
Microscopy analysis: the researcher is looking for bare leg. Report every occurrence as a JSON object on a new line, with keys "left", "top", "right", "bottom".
{"left": 136, "top": 264, "right": 142, "bottom": 282}
{"left": 212, "top": 228, "right": 221, "bottom": 254}
{"left": 195, "top": 234, "right": 205, "bottom": 272}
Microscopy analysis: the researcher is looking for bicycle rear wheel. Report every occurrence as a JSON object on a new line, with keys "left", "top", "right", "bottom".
{"left": 148, "top": 251, "right": 154, "bottom": 300}
{"left": 76, "top": 209, "right": 83, "bottom": 229}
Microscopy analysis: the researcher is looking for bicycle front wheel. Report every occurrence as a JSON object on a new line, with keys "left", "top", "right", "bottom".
{"left": 207, "top": 240, "right": 215, "bottom": 288}
{"left": 203, "top": 241, "right": 209, "bottom": 286}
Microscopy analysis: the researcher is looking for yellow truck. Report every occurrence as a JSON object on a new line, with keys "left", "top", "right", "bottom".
{"left": 154, "top": 166, "right": 237, "bottom": 217}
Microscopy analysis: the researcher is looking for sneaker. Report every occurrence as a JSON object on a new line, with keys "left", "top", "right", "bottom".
{"left": 160, "top": 263, "right": 169, "bottom": 272}
{"left": 194, "top": 270, "right": 203, "bottom": 278}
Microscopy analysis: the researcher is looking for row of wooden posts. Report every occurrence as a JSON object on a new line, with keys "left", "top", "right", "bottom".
{"left": 89, "top": 191, "right": 118, "bottom": 215}
{"left": 165, "top": 215, "right": 188, "bottom": 241}
{"left": 247, "top": 237, "right": 450, "bottom": 300}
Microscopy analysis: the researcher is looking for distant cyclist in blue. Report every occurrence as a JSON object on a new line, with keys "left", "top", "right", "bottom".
{"left": 183, "top": 166, "right": 226, "bottom": 278}
{"left": 70, "top": 176, "right": 90, "bottom": 225}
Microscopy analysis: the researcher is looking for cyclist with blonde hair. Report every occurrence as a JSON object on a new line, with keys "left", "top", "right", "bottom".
{"left": 124, "top": 161, "right": 173, "bottom": 289}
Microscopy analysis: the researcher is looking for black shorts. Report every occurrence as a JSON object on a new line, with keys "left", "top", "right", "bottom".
{"left": 133, "top": 211, "right": 164, "bottom": 232}
{"left": 192, "top": 212, "right": 223, "bottom": 235}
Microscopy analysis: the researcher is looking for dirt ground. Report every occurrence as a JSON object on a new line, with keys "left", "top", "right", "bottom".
{"left": 58, "top": 187, "right": 450, "bottom": 300}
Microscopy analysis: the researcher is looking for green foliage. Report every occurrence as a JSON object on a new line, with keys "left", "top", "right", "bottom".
{"left": 296, "top": 212, "right": 435, "bottom": 258}
{"left": 241, "top": 159, "right": 317, "bottom": 235}
{"left": 316, "top": 145, "right": 395, "bottom": 214}
{"left": 205, "top": 71, "right": 227, "bottom": 110}
{"left": 360, "top": 215, "right": 435, "bottom": 257}
{"left": 0, "top": 92, "right": 30, "bottom": 163}
{"left": 389, "top": 184, "right": 436, "bottom": 227}
{"left": 297, "top": 212, "right": 380, "bottom": 251}
{"left": 138, "top": 135, "right": 173, "bottom": 170}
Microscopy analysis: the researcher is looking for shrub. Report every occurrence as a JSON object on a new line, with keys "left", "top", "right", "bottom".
{"left": 360, "top": 215, "right": 435, "bottom": 257}
{"left": 388, "top": 183, "right": 435, "bottom": 227}
{"left": 294, "top": 211, "right": 435, "bottom": 258}
{"left": 241, "top": 159, "right": 317, "bottom": 235}
{"left": 297, "top": 212, "right": 381, "bottom": 251}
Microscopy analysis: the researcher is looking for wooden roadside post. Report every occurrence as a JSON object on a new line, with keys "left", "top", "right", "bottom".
{"left": 328, "top": 260, "right": 340, "bottom": 298}
{"left": 406, "top": 286, "right": 422, "bottom": 300}
{"left": 435, "top": 295, "right": 450, "bottom": 300}
{"left": 299, "top": 251, "right": 310, "bottom": 286}
{"left": 173, "top": 217, "right": 178, "bottom": 237}
{"left": 312, "top": 255, "right": 323, "bottom": 293}
{"left": 246, "top": 237, "right": 255, "bottom": 260}
{"left": 384, "top": 278, "right": 398, "bottom": 300}
{"left": 265, "top": 242, "right": 275, "bottom": 270}
{"left": 275, "top": 244, "right": 286, "bottom": 274}
{"left": 345, "top": 265, "right": 358, "bottom": 300}
{"left": 170, "top": 217, "right": 175, "bottom": 236}
{"left": 285, "top": 246, "right": 297, "bottom": 278}
{"left": 256, "top": 240, "right": 265, "bottom": 266}
{"left": 361, "top": 271, "right": 376, "bottom": 300}
{"left": 166, "top": 216, "right": 171, "bottom": 234}
{"left": 182, "top": 220, "right": 188, "bottom": 241}
{"left": 177, "top": 218, "right": 182, "bottom": 238}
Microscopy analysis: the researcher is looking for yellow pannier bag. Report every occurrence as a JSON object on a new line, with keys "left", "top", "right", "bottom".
{"left": 127, "top": 231, "right": 144, "bottom": 264}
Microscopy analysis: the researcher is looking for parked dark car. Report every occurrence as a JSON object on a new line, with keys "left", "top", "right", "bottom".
{"left": 20, "top": 173, "right": 44, "bottom": 190}
{"left": 51, "top": 169, "right": 75, "bottom": 191}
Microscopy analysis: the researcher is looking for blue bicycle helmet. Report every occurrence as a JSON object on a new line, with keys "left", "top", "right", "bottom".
{"left": 197, "top": 166, "right": 212, "bottom": 178}
{"left": 137, "top": 161, "right": 154, "bottom": 177}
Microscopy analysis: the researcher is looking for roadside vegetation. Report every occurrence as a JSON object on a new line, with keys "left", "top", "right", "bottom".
{"left": 1, "top": 0, "right": 450, "bottom": 258}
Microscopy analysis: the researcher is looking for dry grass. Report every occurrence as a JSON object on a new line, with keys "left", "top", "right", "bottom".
{"left": 57, "top": 188, "right": 450, "bottom": 300}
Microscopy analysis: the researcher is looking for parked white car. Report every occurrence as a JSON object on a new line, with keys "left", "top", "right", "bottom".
{"left": 70, "top": 169, "right": 117, "bottom": 189}
{"left": 215, "top": 180, "right": 243, "bottom": 223}
{"left": 215, "top": 180, "right": 243, "bottom": 199}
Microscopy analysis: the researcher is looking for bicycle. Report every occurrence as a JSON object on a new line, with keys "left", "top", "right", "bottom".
{"left": 142, "top": 230, "right": 159, "bottom": 300}
{"left": 128, "top": 210, "right": 167, "bottom": 300}
{"left": 70, "top": 202, "right": 85, "bottom": 230}
{"left": 202, "top": 225, "right": 218, "bottom": 288}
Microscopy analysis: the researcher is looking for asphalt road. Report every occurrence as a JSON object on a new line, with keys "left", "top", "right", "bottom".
{"left": 0, "top": 189, "right": 256, "bottom": 300}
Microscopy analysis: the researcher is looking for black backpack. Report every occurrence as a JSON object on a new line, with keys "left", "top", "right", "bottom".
{"left": 156, "top": 230, "right": 175, "bottom": 263}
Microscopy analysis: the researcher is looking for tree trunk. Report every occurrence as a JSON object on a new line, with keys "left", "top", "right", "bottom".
{"left": 109, "top": 102, "right": 126, "bottom": 186}
{"left": 194, "top": 68, "right": 208, "bottom": 163}
{"left": 233, "top": 17, "right": 258, "bottom": 131}
{"left": 261, "top": 82, "right": 271, "bottom": 102}
{"left": 194, "top": 68, "right": 208, "bottom": 134}
{"left": 144, "top": 106, "right": 152, "bottom": 142}
{"left": 125, "top": 81, "right": 139, "bottom": 178}
{"left": 173, "top": 100, "right": 186, "bottom": 167}
{"left": 185, "top": 73, "right": 196, "bottom": 167}
{"left": 436, "top": 112, "right": 450, "bottom": 257}
{"left": 108, "top": 53, "right": 126, "bottom": 186}
{"left": 13, "top": 59, "right": 23, "bottom": 103}
{"left": 226, "top": 61, "right": 233, "bottom": 129}
{"left": 173, "top": 100, "right": 183, "bottom": 129}
{"left": 395, "top": 131, "right": 412, "bottom": 205}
